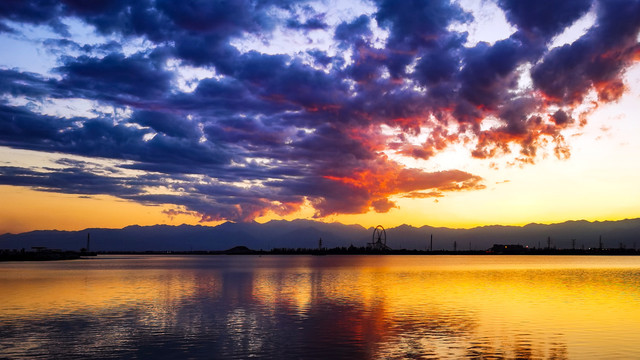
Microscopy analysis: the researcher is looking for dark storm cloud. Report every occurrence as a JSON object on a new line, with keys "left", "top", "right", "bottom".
{"left": 375, "top": 0, "right": 470, "bottom": 47}
{"left": 43, "top": 38, "right": 123, "bottom": 55}
{"left": 285, "top": 3, "right": 328, "bottom": 32}
{"left": 414, "top": 36, "right": 462, "bottom": 87}
{"left": 0, "top": 69, "right": 54, "bottom": 99}
{"left": 1, "top": 0, "right": 639, "bottom": 222}
{"left": 532, "top": 0, "right": 640, "bottom": 105}
{"left": 374, "top": 0, "right": 470, "bottom": 79}
{"left": 458, "top": 36, "right": 531, "bottom": 113}
{"left": 306, "top": 49, "right": 333, "bottom": 67}
{"left": 0, "top": 104, "right": 60, "bottom": 145}
{"left": 286, "top": 17, "right": 328, "bottom": 31}
{"left": 551, "top": 110, "right": 573, "bottom": 126}
{"left": 0, "top": 22, "right": 14, "bottom": 33}
{"left": 0, "top": 164, "right": 142, "bottom": 196}
{"left": 0, "top": 164, "right": 264, "bottom": 221}
{"left": 154, "top": 0, "right": 276, "bottom": 35}
{"left": 498, "top": 0, "right": 593, "bottom": 39}
{"left": 0, "top": 104, "right": 231, "bottom": 173}
{"left": 334, "top": 15, "right": 372, "bottom": 45}
{"left": 0, "top": 0, "right": 67, "bottom": 34}
{"left": 129, "top": 110, "right": 198, "bottom": 139}
{"left": 55, "top": 51, "right": 173, "bottom": 101}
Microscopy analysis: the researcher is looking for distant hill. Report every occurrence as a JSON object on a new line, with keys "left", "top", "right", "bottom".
{"left": 1, "top": 218, "right": 639, "bottom": 252}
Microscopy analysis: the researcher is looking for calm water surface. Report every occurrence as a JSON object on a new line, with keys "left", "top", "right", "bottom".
{"left": 1, "top": 255, "right": 640, "bottom": 359}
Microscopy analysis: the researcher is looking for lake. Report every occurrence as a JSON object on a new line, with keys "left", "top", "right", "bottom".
{"left": 1, "top": 255, "right": 639, "bottom": 359}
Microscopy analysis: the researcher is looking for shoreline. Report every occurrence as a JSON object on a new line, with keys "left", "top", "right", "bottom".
{"left": 3, "top": 247, "right": 639, "bottom": 261}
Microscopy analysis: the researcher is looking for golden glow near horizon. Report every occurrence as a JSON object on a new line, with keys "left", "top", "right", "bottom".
{"left": 0, "top": 185, "right": 207, "bottom": 234}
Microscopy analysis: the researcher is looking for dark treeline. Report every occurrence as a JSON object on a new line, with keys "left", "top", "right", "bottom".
{"left": 4, "top": 244, "right": 640, "bottom": 261}
{"left": 96, "top": 245, "right": 640, "bottom": 256}
{"left": 0, "top": 248, "right": 86, "bottom": 261}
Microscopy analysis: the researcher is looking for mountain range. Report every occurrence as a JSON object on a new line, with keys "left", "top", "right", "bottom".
{"left": 2, "top": 218, "right": 640, "bottom": 252}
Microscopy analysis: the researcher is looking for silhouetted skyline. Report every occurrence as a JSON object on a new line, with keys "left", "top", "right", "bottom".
{"left": 2, "top": 218, "right": 639, "bottom": 253}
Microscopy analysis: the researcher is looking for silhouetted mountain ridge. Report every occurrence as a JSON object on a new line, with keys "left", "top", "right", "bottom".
{"left": 1, "top": 218, "right": 639, "bottom": 252}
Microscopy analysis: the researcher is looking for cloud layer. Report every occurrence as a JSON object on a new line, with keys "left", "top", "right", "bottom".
{"left": 0, "top": 0, "right": 638, "bottom": 222}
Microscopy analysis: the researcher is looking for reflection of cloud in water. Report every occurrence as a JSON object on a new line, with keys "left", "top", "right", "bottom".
{"left": 246, "top": 263, "right": 601, "bottom": 359}
{"left": 2, "top": 256, "right": 640, "bottom": 359}
{"left": 0, "top": 260, "right": 206, "bottom": 318}
{"left": 251, "top": 268, "right": 479, "bottom": 358}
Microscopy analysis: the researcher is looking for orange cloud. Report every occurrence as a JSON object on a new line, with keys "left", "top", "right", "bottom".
{"left": 320, "top": 157, "right": 484, "bottom": 216}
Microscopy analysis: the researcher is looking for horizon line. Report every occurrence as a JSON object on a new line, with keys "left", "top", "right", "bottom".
{"left": 3, "top": 216, "right": 640, "bottom": 236}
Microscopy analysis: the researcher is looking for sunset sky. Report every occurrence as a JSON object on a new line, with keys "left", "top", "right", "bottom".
{"left": 1, "top": 0, "right": 639, "bottom": 234}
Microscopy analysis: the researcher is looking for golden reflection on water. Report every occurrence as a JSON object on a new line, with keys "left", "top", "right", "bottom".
{"left": 1, "top": 255, "right": 640, "bottom": 359}
{"left": 0, "top": 258, "right": 204, "bottom": 318}
{"left": 0, "top": 256, "right": 222, "bottom": 358}
{"left": 250, "top": 256, "right": 640, "bottom": 359}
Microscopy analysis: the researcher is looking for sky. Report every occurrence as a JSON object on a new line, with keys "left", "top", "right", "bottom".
{"left": 1, "top": 0, "right": 639, "bottom": 234}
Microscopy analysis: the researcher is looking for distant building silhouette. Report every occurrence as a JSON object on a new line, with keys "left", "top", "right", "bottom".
{"left": 489, "top": 244, "right": 526, "bottom": 254}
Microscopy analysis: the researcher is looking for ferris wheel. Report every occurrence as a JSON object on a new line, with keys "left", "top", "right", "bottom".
{"left": 368, "top": 225, "right": 390, "bottom": 251}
